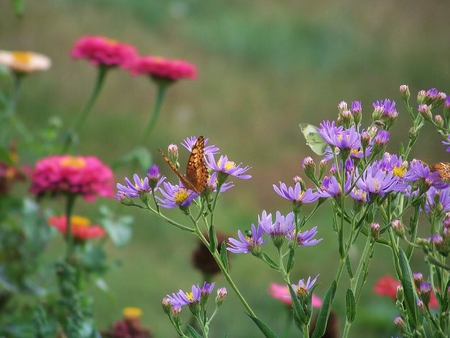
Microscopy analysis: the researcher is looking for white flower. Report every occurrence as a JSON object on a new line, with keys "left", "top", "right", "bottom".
{"left": 0, "top": 51, "right": 51, "bottom": 73}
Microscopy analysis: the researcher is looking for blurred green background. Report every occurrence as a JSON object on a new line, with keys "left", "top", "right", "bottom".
{"left": 1, "top": 0, "right": 450, "bottom": 336}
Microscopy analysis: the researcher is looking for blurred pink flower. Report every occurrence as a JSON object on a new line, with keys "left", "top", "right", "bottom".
{"left": 48, "top": 215, "right": 106, "bottom": 240}
{"left": 31, "top": 155, "right": 114, "bottom": 201}
{"left": 129, "top": 55, "right": 197, "bottom": 81}
{"left": 71, "top": 35, "right": 137, "bottom": 68}
{"left": 268, "top": 283, "right": 322, "bottom": 308}
{"left": 373, "top": 275, "right": 400, "bottom": 299}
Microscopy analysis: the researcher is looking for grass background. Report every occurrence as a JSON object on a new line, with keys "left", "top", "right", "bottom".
{"left": 1, "top": 0, "right": 450, "bottom": 336}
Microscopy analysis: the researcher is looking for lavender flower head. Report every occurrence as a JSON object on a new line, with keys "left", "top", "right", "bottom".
{"left": 206, "top": 153, "right": 251, "bottom": 180}
{"left": 227, "top": 223, "right": 266, "bottom": 255}
{"left": 372, "top": 99, "right": 398, "bottom": 120}
{"left": 318, "top": 121, "right": 361, "bottom": 151}
{"left": 292, "top": 275, "right": 319, "bottom": 297}
{"left": 181, "top": 136, "right": 219, "bottom": 155}
{"left": 288, "top": 226, "right": 323, "bottom": 247}
{"left": 156, "top": 181, "right": 198, "bottom": 209}
{"left": 273, "top": 182, "right": 320, "bottom": 204}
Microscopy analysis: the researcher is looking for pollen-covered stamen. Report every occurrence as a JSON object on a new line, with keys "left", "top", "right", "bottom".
{"left": 393, "top": 166, "right": 406, "bottom": 178}
{"left": 12, "top": 52, "right": 32, "bottom": 64}
{"left": 224, "top": 161, "right": 236, "bottom": 171}
{"left": 174, "top": 188, "right": 190, "bottom": 204}
{"left": 185, "top": 292, "right": 195, "bottom": 302}
{"left": 295, "top": 285, "right": 309, "bottom": 296}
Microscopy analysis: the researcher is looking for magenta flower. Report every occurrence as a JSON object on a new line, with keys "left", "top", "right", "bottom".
{"left": 30, "top": 155, "right": 114, "bottom": 201}
{"left": 205, "top": 154, "right": 251, "bottom": 179}
{"left": 71, "top": 35, "right": 137, "bottom": 68}
{"left": 227, "top": 224, "right": 266, "bottom": 254}
{"left": 129, "top": 55, "right": 197, "bottom": 81}
{"left": 156, "top": 181, "right": 199, "bottom": 209}
{"left": 273, "top": 182, "right": 320, "bottom": 204}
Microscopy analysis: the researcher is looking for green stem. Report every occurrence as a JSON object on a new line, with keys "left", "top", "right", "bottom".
{"left": 62, "top": 65, "right": 109, "bottom": 153}
{"left": 64, "top": 194, "right": 77, "bottom": 261}
{"left": 140, "top": 84, "right": 167, "bottom": 145}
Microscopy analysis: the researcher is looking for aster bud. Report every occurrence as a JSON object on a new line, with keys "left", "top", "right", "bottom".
{"left": 396, "top": 285, "right": 404, "bottom": 302}
{"left": 408, "top": 127, "right": 418, "bottom": 141}
{"left": 361, "top": 131, "right": 371, "bottom": 149}
{"left": 444, "top": 97, "right": 450, "bottom": 122}
{"left": 394, "top": 316, "right": 407, "bottom": 332}
{"left": 338, "top": 101, "right": 348, "bottom": 112}
{"left": 417, "top": 90, "right": 427, "bottom": 105}
{"left": 391, "top": 220, "right": 405, "bottom": 238}
{"left": 319, "top": 160, "right": 327, "bottom": 179}
{"left": 399, "top": 85, "right": 410, "bottom": 102}
{"left": 370, "top": 222, "right": 380, "bottom": 240}
{"left": 168, "top": 144, "right": 179, "bottom": 168}
{"left": 432, "top": 234, "right": 450, "bottom": 256}
{"left": 372, "top": 106, "right": 383, "bottom": 121}
{"left": 434, "top": 114, "right": 444, "bottom": 128}
{"left": 162, "top": 297, "right": 173, "bottom": 316}
{"left": 339, "top": 110, "right": 353, "bottom": 127}
{"left": 413, "top": 273, "right": 423, "bottom": 289}
{"left": 434, "top": 92, "right": 447, "bottom": 108}
{"left": 419, "top": 281, "right": 432, "bottom": 306}
{"left": 302, "top": 157, "right": 316, "bottom": 181}
{"left": 116, "top": 192, "right": 136, "bottom": 206}
{"left": 418, "top": 104, "right": 432, "bottom": 121}
{"left": 293, "top": 175, "right": 302, "bottom": 183}
{"left": 417, "top": 300, "right": 426, "bottom": 314}
{"left": 147, "top": 164, "right": 162, "bottom": 189}
{"left": 215, "top": 287, "right": 227, "bottom": 307}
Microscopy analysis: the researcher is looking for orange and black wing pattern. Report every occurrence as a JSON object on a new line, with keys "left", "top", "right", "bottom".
{"left": 430, "top": 162, "right": 450, "bottom": 181}
{"left": 158, "top": 136, "right": 208, "bottom": 194}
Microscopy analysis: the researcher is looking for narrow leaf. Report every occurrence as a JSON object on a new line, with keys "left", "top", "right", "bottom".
{"left": 345, "top": 256, "right": 353, "bottom": 278}
{"left": 209, "top": 225, "right": 218, "bottom": 253}
{"left": 220, "top": 241, "right": 229, "bottom": 272}
{"left": 286, "top": 248, "right": 295, "bottom": 274}
{"left": 287, "top": 283, "right": 306, "bottom": 326}
{"left": 398, "top": 248, "right": 418, "bottom": 326}
{"left": 247, "top": 314, "right": 279, "bottom": 338}
{"left": 312, "top": 281, "right": 337, "bottom": 338}
{"left": 260, "top": 253, "right": 279, "bottom": 270}
{"left": 345, "top": 289, "right": 356, "bottom": 323}
{"left": 186, "top": 325, "right": 203, "bottom": 338}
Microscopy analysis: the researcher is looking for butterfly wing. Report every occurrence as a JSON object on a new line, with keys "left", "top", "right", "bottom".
{"left": 185, "top": 135, "right": 208, "bottom": 193}
{"left": 431, "top": 162, "right": 450, "bottom": 181}
{"left": 299, "top": 123, "right": 328, "bottom": 155}
{"left": 158, "top": 148, "right": 199, "bottom": 192}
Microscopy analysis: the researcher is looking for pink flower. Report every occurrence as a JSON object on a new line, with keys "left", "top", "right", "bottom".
{"left": 268, "top": 283, "right": 322, "bottom": 308}
{"left": 129, "top": 55, "right": 197, "bottom": 81}
{"left": 71, "top": 35, "right": 137, "bottom": 68}
{"left": 373, "top": 275, "right": 400, "bottom": 299}
{"left": 48, "top": 215, "right": 106, "bottom": 240}
{"left": 30, "top": 155, "right": 114, "bottom": 201}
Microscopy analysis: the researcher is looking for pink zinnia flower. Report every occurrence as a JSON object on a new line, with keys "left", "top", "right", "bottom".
{"left": 48, "top": 215, "right": 106, "bottom": 240}
{"left": 129, "top": 55, "right": 197, "bottom": 81}
{"left": 30, "top": 155, "right": 114, "bottom": 201}
{"left": 373, "top": 275, "right": 400, "bottom": 299}
{"left": 71, "top": 35, "right": 137, "bottom": 68}
{"left": 268, "top": 283, "right": 322, "bottom": 308}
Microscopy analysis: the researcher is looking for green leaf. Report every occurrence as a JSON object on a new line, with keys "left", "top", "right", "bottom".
{"left": 286, "top": 248, "right": 295, "bottom": 274}
{"left": 247, "top": 314, "right": 279, "bottom": 338}
{"left": 345, "top": 256, "right": 353, "bottom": 278}
{"left": 312, "top": 281, "right": 337, "bottom": 338}
{"left": 345, "top": 289, "right": 356, "bottom": 323}
{"left": 0, "top": 145, "right": 13, "bottom": 164}
{"left": 11, "top": 0, "right": 24, "bottom": 16}
{"left": 99, "top": 205, "right": 133, "bottom": 248}
{"left": 260, "top": 253, "right": 279, "bottom": 270}
{"left": 287, "top": 283, "right": 306, "bottom": 327}
{"left": 186, "top": 325, "right": 203, "bottom": 338}
{"left": 398, "top": 248, "right": 418, "bottom": 326}
{"left": 112, "top": 146, "right": 152, "bottom": 171}
{"left": 220, "top": 241, "right": 229, "bottom": 272}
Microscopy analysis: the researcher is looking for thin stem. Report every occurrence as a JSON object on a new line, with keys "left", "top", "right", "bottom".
{"left": 140, "top": 84, "right": 167, "bottom": 145}
{"left": 64, "top": 194, "right": 77, "bottom": 260}
{"left": 62, "top": 66, "right": 109, "bottom": 153}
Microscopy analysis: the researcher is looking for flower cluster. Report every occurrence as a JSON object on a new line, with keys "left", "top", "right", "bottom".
{"left": 30, "top": 155, "right": 114, "bottom": 201}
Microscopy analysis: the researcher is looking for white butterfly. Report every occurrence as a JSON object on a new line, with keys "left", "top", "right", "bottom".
{"left": 299, "top": 124, "right": 329, "bottom": 155}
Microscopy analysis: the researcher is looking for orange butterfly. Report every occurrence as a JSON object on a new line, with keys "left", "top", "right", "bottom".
{"left": 429, "top": 162, "right": 450, "bottom": 181}
{"left": 158, "top": 136, "right": 208, "bottom": 194}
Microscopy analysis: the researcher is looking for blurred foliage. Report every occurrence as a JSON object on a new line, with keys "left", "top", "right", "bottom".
{"left": 0, "top": 0, "right": 449, "bottom": 336}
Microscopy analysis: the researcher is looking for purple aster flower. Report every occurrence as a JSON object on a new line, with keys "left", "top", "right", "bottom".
{"left": 356, "top": 163, "right": 406, "bottom": 197}
{"left": 201, "top": 281, "right": 215, "bottom": 296}
{"left": 404, "top": 159, "right": 447, "bottom": 189}
{"left": 227, "top": 223, "right": 266, "bottom": 255}
{"left": 418, "top": 281, "right": 432, "bottom": 305}
{"left": 147, "top": 164, "right": 164, "bottom": 189}
{"left": 350, "top": 188, "right": 368, "bottom": 203}
{"left": 181, "top": 136, "right": 219, "bottom": 155}
{"left": 372, "top": 99, "right": 398, "bottom": 119}
{"left": 172, "top": 284, "right": 203, "bottom": 306}
{"left": 292, "top": 275, "right": 319, "bottom": 297}
{"left": 273, "top": 182, "right": 320, "bottom": 204}
{"left": 260, "top": 211, "right": 295, "bottom": 241}
{"left": 116, "top": 173, "right": 154, "bottom": 199}
{"left": 206, "top": 172, "right": 234, "bottom": 193}
{"left": 442, "top": 135, "right": 450, "bottom": 152}
{"left": 288, "top": 226, "right": 323, "bottom": 247}
{"left": 205, "top": 153, "right": 251, "bottom": 179}
{"left": 373, "top": 130, "right": 390, "bottom": 147}
{"left": 318, "top": 176, "right": 351, "bottom": 198}
{"left": 156, "top": 181, "right": 198, "bottom": 209}
{"left": 424, "top": 187, "right": 450, "bottom": 213}
{"left": 376, "top": 153, "right": 406, "bottom": 177}
{"left": 318, "top": 121, "right": 361, "bottom": 150}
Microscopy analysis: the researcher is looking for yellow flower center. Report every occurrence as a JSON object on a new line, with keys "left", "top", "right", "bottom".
{"left": 174, "top": 189, "right": 189, "bottom": 204}
{"left": 135, "top": 178, "right": 146, "bottom": 189}
{"left": 185, "top": 292, "right": 194, "bottom": 302}
{"left": 60, "top": 156, "right": 86, "bottom": 169}
{"left": 122, "top": 307, "right": 143, "bottom": 318}
{"left": 374, "top": 179, "right": 380, "bottom": 191}
{"left": 12, "top": 52, "right": 32, "bottom": 64}
{"left": 224, "top": 161, "right": 236, "bottom": 171}
{"left": 393, "top": 166, "right": 406, "bottom": 178}
{"left": 70, "top": 215, "right": 91, "bottom": 228}
{"left": 295, "top": 285, "right": 308, "bottom": 296}
{"left": 350, "top": 148, "right": 360, "bottom": 156}
{"left": 297, "top": 190, "right": 305, "bottom": 200}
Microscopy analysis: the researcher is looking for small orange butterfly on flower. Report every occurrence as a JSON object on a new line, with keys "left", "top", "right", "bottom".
{"left": 429, "top": 162, "right": 450, "bottom": 181}
{"left": 158, "top": 136, "right": 209, "bottom": 194}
